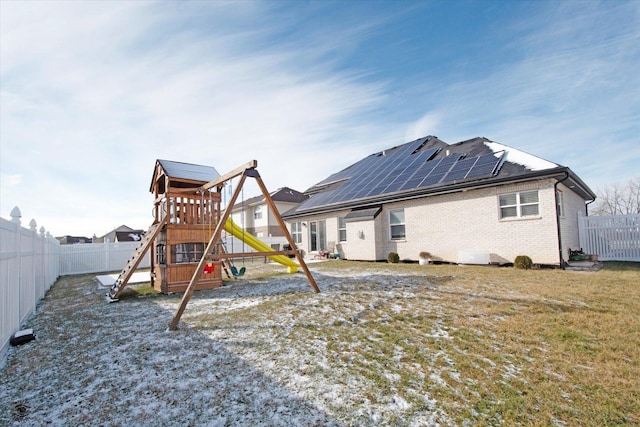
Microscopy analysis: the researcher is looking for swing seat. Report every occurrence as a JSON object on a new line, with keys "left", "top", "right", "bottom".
{"left": 230, "top": 266, "right": 246, "bottom": 277}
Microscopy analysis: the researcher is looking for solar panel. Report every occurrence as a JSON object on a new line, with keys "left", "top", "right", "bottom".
{"left": 371, "top": 147, "right": 438, "bottom": 189}
{"left": 398, "top": 177, "right": 425, "bottom": 191}
{"left": 442, "top": 157, "right": 476, "bottom": 182}
{"left": 302, "top": 140, "right": 504, "bottom": 211}
{"left": 325, "top": 140, "right": 435, "bottom": 202}
{"left": 466, "top": 163, "right": 497, "bottom": 178}
{"left": 466, "top": 153, "right": 504, "bottom": 179}
{"left": 303, "top": 189, "right": 336, "bottom": 209}
{"left": 417, "top": 155, "right": 462, "bottom": 187}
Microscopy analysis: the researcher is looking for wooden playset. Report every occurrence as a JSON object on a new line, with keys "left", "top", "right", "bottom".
{"left": 106, "top": 159, "right": 319, "bottom": 330}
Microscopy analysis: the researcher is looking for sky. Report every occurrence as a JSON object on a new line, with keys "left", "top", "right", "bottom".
{"left": 1, "top": 0, "right": 639, "bottom": 238}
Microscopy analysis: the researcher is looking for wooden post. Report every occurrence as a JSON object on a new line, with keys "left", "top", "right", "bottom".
{"left": 253, "top": 171, "right": 320, "bottom": 293}
{"left": 168, "top": 172, "right": 249, "bottom": 330}
{"left": 167, "top": 163, "right": 320, "bottom": 331}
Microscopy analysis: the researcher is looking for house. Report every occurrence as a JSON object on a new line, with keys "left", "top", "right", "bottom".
{"left": 94, "top": 225, "right": 143, "bottom": 243}
{"left": 114, "top": 230, "right": 145, "bottom": 242}
{"left": 56, "top": 235, "right": 92, "bottom": 244}
{"left": 228, "top": 187, "right": 308, "bottom": 239}
{"left": 281, "top": 135, "right": 596, "bottom": 266}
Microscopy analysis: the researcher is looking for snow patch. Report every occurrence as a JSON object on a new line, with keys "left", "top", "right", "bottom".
{"left": 485, "top": 141, "right": 559, "bottom": 171}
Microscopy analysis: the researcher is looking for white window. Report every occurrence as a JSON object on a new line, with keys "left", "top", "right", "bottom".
{"left": 499, "top": 190, "right": 539, "bottom": 219}
{"left": 556, "top": 190, "right": 565, "bottom": 217}
{"left": 338, "top": 217, "right": 347, "bottom": 242}
{"left": 172, "top": 243, "right": 205, "bottom": 264}
{"left": 389, "top": 209, "right": 406, "bottom": 240}
{"left": 254, "top": 205, "right": 263, "bottom": 220}
{"left": 156, "top": 244, "right": 166, "bottom": 265}
{"left": 291, "top": 222, "right": 302, "bottom": 244}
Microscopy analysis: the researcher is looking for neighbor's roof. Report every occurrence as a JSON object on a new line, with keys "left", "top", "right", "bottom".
{"left": 156, "top": 159, "right": 221, "bottom": 183}
{"left": 231, "top": 187, "right": 308, "bottom": 211}
{"left": 283, "top": 136, "right": 595, "bottom": 218}
{"left": 115, "top": 231, "right": 144, "bottom": 242}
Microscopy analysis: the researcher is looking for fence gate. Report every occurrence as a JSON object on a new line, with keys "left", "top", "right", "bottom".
{"left": 578, "top": 214, "right": 640, "bottom": 262}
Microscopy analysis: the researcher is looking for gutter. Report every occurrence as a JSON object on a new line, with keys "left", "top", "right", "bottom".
{"left": 554, "top": 171, "right": 570, "bottom": 269}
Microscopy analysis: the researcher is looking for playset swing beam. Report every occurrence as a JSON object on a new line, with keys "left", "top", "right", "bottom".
{"left": 168, "top": 162, "right": 319, "bottom": 331}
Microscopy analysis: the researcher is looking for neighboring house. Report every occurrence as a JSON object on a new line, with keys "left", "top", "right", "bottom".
{"left": 56, "top": 235, "right": 92, "bottom": 244}
{"left": 229, "top": 187, "right": 308, "bottom": 239}
{"left": 282, "top": 135, "right": 596, "bottom": 266}
{"left": 114, "top": 230, "right": 145, "bottom": 242}
{"left": 94, "top": 225, "right": 142, "bottom": 243}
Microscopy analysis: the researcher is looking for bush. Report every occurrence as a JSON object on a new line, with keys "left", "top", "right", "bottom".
{"left": 387, "top": 252, "right": 400, "bottom": 263}
{"left": 514, "top": 255, "right": 533, "bottom": 270}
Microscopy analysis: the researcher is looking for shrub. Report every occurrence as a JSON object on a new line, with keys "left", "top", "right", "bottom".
{"left": 387, "top": 252, "right": 400, "bottom": 263}
{"left": 514, "top": 255, "right": 533, "bottom": 270}
{"left": 419, "top": 251, "right": 432, "bottom": 259}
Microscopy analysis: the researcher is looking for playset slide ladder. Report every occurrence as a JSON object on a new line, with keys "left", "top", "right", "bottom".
{"left": 107, "top": 217, "right": 167, "bottom": 302}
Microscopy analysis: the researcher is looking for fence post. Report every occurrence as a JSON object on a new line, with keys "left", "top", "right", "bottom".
{"left": 10, "top": 207, "right": 22, "bottom": 336}
{"left": 39, "top": 227, "right": 46, "bottom": 300}
{"left": 10, "top": 207, "right": 21, "bottom": 227}
{"left": 106, "top": 240, "right": 110, "bottom": 272}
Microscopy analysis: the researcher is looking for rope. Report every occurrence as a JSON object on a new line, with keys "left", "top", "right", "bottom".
{"left": 201, "top": 190, "right": 214, "bottom": 275}
{"left": 241, "top": 184, "right": 245, "bottom": 267}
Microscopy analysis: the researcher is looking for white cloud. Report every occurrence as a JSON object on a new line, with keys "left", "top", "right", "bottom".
{"left": 0, "top": 1, "right": 397, "bottom": 235}
{"left": 404, "top": 113, "right": 442, "bottom": 142}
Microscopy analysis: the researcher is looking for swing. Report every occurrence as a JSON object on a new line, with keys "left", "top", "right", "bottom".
{"left": 230, "top": 183, "right": 246, "bottom": 277}
{"left": 230, "top": 262, "right": 245, "bottom": 277}
{"left": 202, "top": 190, "right": 216, "bottom": 276}
{"left": 220, "top": 180, "right": 245, "bottom": 278}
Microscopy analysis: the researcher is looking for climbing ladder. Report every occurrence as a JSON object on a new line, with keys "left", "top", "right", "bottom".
{"left": 107, "top": 216, "right": 168, "bottom": 302}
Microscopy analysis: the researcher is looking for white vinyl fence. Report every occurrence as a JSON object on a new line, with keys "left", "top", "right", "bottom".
{"left": 1, "top": 207, "right": 151, "bottom": 357}
{"left": 578, "top": 213, "right": 640, "bottom": 261}
{"left": 1, "top": 208, "right": 60, "bottom": 356}
{"left": 59, "top": 241, "right": 149, "bottom": 275}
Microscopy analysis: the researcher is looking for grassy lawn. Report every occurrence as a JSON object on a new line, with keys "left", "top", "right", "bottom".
{"left": 179, "top": 261, "right": 640, "bottom": 425}
{"left": 1, "top": 260, "right": 638, "bottom": 425}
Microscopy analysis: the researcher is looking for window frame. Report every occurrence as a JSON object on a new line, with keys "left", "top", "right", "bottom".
{"left": 156, "top": 243, "right": 166, "bottom": 265}
{"left": 171, "top": 242, "right": 205, "bottom": 264}
{"left": 499, "top": 190, "right": 540, "bottom": 219}
{"left": 338, "top": 216, "right": 347, "bottom": 242}
{"left": 254, "top": 205, "right": 263, "bottom": 220}
{"left": 290, "top": 222, "right": 302, "bottom": 244}
{"left": 389, "top": 208, "right": 406, "bottom": 240}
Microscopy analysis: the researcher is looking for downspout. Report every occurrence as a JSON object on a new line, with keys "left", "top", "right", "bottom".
{"left": 554, "top": 171, "right": 570, "bottom": 269}
{"left": 585, "top": 198, "right": 596, "bottom": 216}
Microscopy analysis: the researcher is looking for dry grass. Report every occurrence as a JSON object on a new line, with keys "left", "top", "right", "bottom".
{"left": 178, "top": 261, "right": 640, "bottom": 425}
{"left": 1, "top": 261, "right": 638, "bottom": 425}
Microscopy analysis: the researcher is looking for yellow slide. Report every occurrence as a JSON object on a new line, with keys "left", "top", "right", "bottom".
{"left": 224, "top": 218, "right": 299, "bottom": 273}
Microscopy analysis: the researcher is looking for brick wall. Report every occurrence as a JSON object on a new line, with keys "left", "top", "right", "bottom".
{"left": 558, "top": 182, "right": 588, "bottom": 260}
{"left": 380, "top": 179, "right": 560, "bottom": 264}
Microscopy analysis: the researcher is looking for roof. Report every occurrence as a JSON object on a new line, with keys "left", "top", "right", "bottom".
{"left": 115, "top": 231, "right": 145, "bottom": 242}
{"left": 283, "top": 135, "right": 596, "bottom": 218}
{"left": 156, "top": 159, "right": 221, "bottom": 183}
{"left": 344, "top": 207, "right": 382, "bottom": 222}
{"left": 231, "top": 187, "right": 308, "bottom": 211}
